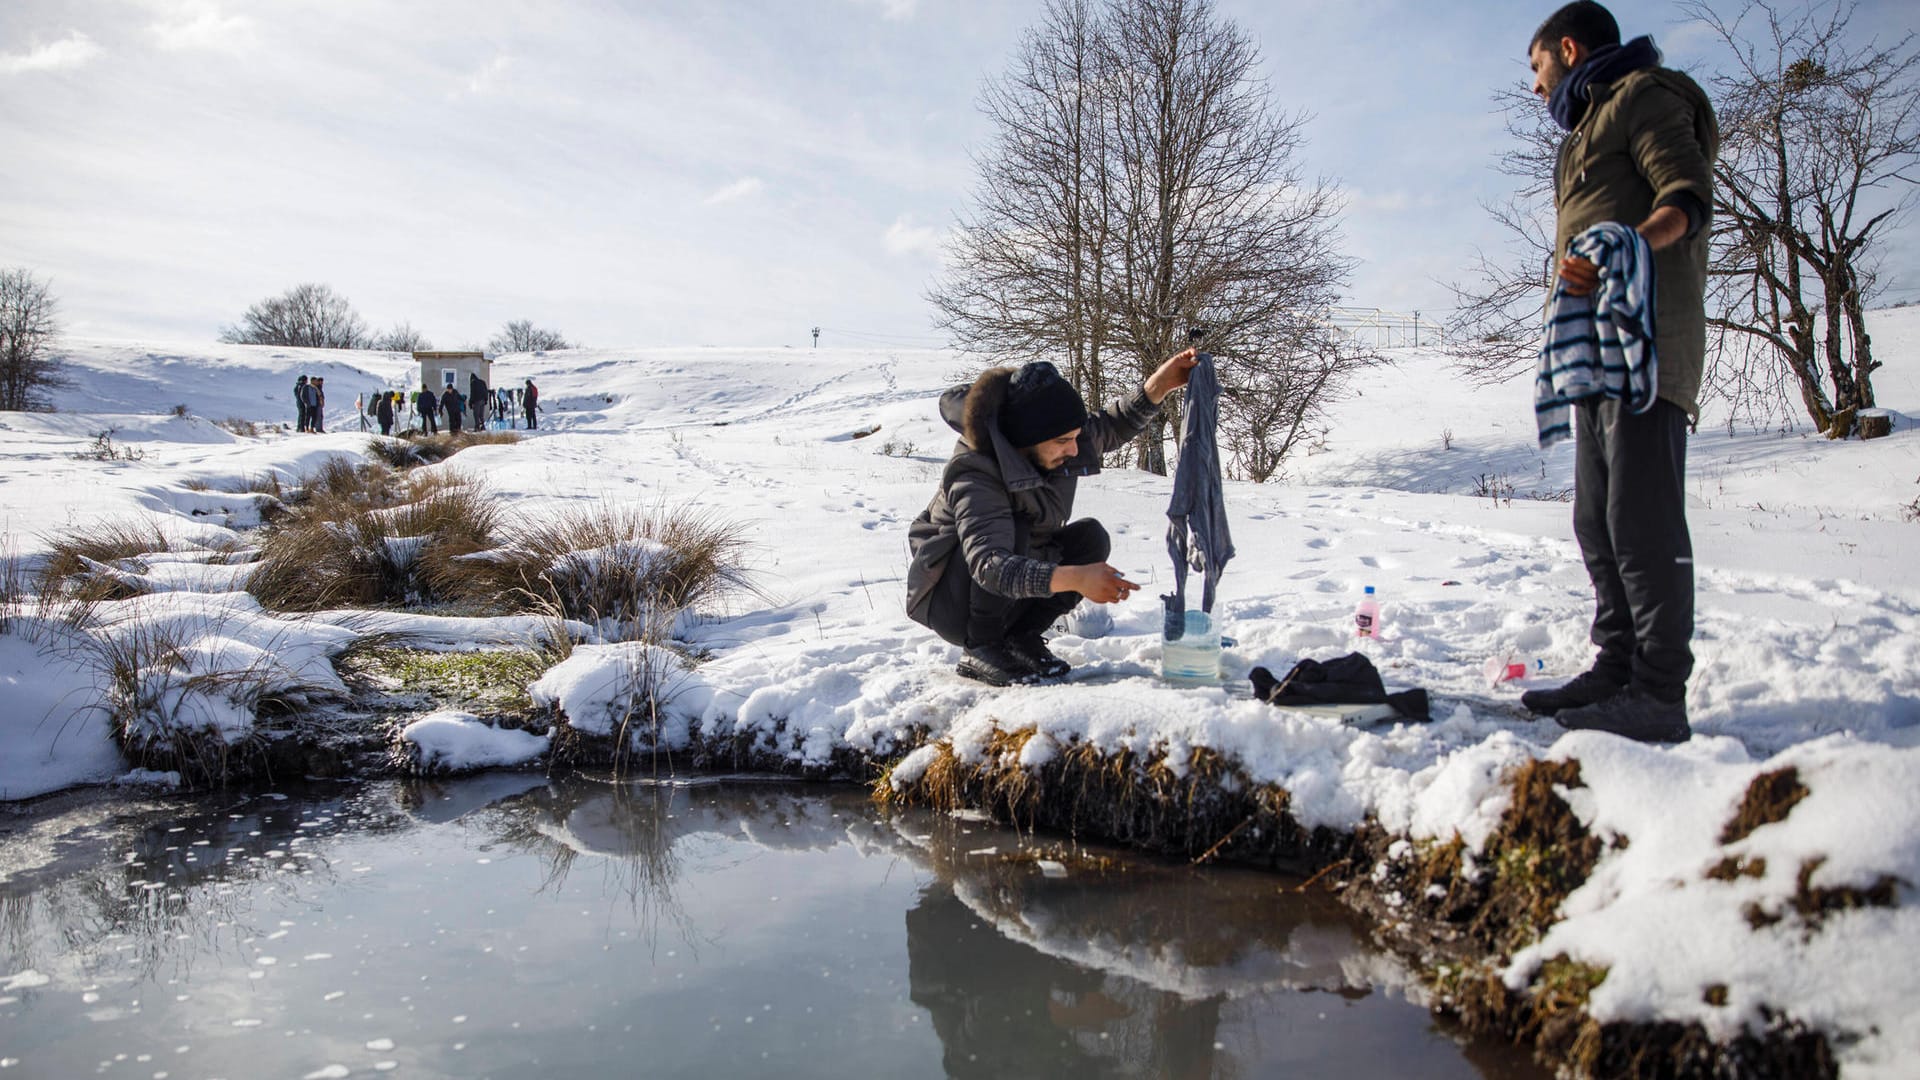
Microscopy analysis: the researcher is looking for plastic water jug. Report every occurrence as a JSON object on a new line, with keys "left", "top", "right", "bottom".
{"left": 1162, "top": 609, "right": 1221, "bottom": 685}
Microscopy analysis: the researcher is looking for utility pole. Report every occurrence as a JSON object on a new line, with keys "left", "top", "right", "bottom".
{"left": 1413, "top": 310, "right": 1421, "bottom": 348}
{"left": 811, "top": 326, "right": 820, "bottom": 348}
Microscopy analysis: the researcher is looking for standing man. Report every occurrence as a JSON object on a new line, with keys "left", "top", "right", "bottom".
{"left": 1520, "top": 2, "right": 1717, "bottom": 742}
{"left": 906, "top": 351, "right": 1198, "bottom": 686}
{"left": 416, "top": 384, "right": 439, "bottom": 435}
{"left": 310, "top": 377, "right": 327, "bottom": 433}
{"left": 375, "top": 389, "right": 396, "bottom": 436}
{"left": 293, "top": 375, "right": 311, "bottom": 432}
{"left": 441, "top": 383, "right": 465, "bottom": 435}
{"left": 523, "top": 379, "right": 539, "bottom": 430}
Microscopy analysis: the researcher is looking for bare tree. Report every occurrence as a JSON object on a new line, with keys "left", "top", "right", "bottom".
{"left": 219, "top": 283, "right": 370, "bottom": 349}
{"left": 1687, "top": 0, "right": 1918, "bottom": 434}
{"left": 1444, "top": 87, "right": 1562, "bottom": 384}
{"left": 371, "top": 321, "right": 432, "bottom": 352}
{"left": 489, "top": 320, "right": 571, "bottom": 353}
{"left": 932, "top": 0, "right": 1118, "bottom": 406}
{"left": 931, "top": 0, "right": 1364, "bottom": 478}
{"left": 0, "top": 268, "right": 68, "bottom": 412}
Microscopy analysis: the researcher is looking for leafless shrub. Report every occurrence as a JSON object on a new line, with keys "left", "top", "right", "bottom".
{"left": 215, "top": 417, "right": 261, "bottom": 437}
{"left": 72, "top": 428, "right": 145, "bottom": 462}
{"left": 1902, "top": 496, "right": 1920, "bottom": 524}
{"left": 170, "top": 404, "right": 189, "bottom": 418}
{"left": 1471, "top": 473, "right": 1517, "bottom": 507}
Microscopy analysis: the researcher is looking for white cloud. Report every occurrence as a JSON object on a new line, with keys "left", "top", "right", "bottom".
{"left": 0, "top": 31, "right": 102, "bottom": 75}
{"left": 882, "top": 216, "right": 942, "bottom": 258}
{"left": 151, "top": 4, "right": 255, "bottom": 53}
{"left": 848, "top": 0, "right": 919, "bottom": 21}
{"left": 703, "top": 177, "right": 766, "bottom": 206}
{"left": 460, "top": 53, "right": 513, "bottom": 97}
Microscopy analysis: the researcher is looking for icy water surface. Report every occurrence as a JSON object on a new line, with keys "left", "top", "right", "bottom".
{"left": 0, "top": 776, "right": 1546, "bottom": 1079}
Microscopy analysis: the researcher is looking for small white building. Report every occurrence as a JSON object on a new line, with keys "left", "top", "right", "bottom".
{"left": 412, "top": 350, "right": 491, "bottom": 396}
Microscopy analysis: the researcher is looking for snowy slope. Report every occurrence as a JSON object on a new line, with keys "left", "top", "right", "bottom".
{"left": 3, "top": 314, "right": 1919, "bottom": 1074}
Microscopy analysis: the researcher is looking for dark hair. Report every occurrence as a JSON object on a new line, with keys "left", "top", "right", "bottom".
{"left": 1531, "top": 1, "right": 1620, "bottom": 53}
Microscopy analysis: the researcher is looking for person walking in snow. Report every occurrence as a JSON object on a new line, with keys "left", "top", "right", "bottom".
{"left": 906, "top": 350, "right": 1199, "bottom": 686}
{"left": 441, "top": 384, "right": 465, "bottom": 435}
{"left": 416, "top": 385, "right": 439, "bottom": 435}
{"left": 523, "top": 379, "right": 539, "bottom": 430}
{"left": 1518, "top": 1, "right": 1716, "bottom": 742}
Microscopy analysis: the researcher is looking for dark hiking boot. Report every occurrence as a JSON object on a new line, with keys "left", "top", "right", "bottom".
{"left": 1520, "top": 669, "right": 1627, "bottom": 717}
{"left": 957, "top": 642, "right": 1042, "bottom": 687}
{"left": 1555, "top": 686, "right": 1691, "bottom": 743}
{"left": 1008, "top": 634, "right": 1072, "bottom": 680}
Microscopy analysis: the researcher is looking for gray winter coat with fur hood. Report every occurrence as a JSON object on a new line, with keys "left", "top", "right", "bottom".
{"left": 905, "top": 368, "right": 1160, "bottom": 624}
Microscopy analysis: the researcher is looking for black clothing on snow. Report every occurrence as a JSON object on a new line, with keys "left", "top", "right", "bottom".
{"left": 1249, "top": 653, "right": 1430, "bottom": 722}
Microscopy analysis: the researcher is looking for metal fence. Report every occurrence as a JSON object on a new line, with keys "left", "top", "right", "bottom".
{"left": 1323, "top": 307, "right": 1433, "bottom": 349}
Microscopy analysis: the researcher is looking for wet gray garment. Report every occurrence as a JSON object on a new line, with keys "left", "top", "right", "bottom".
{"left": 1165, "top": 353, "right": 1234, "bottom": 614}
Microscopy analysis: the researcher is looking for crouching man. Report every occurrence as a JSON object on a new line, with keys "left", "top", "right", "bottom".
{"left": 906, "top": 351, "right": 1198, "bottom": 685}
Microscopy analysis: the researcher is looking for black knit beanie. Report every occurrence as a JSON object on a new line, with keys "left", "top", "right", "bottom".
{"left": 998, "top": 361, "right": 1087, "bottom": 448}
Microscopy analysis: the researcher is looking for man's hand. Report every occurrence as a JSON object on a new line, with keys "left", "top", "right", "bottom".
{"left": 1559, "top": 206, "right": 1692, "bottom": 297}
{"left": 1557, "top": 255, "right": 1601, "bottom": 297}
{"left": 1144, "top": 348, "right": 1200, "bottom": 404}
{"left": 1052, "top": 563, "right": 1140, "bottom": 604}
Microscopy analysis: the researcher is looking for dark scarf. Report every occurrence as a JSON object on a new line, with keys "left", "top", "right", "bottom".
{"left": 1549, "top": 35, "right": 1661, "bottom": 131}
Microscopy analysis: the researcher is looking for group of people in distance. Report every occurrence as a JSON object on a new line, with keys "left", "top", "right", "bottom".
{"left": 304, "top": 377, "right": 541, "bottom": 436}
{"left": 906, "top": 2, "right": 1712, "bottom": 747}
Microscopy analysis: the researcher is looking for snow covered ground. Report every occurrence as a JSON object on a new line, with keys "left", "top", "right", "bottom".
{"left": 3, "top": 310, "right": 1918, "bottom": 1073}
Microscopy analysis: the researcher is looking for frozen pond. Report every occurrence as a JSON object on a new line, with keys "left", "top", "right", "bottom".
{"left": 1, "top": 776, "right": 1546, "bottom": 1078}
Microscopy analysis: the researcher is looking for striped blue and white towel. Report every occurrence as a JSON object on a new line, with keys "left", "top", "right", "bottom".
{"left": 1535, "top": 222, "right": 1659, "bottom": 448}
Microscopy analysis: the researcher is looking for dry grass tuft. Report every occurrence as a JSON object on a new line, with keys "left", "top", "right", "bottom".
{"left": 248, "top": 471, "right": 500, "bottom": 611}
{"left": 37, "top": 518, "right": 175, "bottom": 602}
{"left": 1721, "top": 766, "right": 1810, "bottom": 844}
{"left": 446, "top": 503, "right": 753, "bottom": 639}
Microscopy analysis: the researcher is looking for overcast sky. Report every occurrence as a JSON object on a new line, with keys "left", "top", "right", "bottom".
{"left": 3, "top": 0, "right": 1914, "bottom": 350}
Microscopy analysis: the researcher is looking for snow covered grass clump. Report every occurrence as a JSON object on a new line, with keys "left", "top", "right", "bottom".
{"left": 247, "top": 466, "right": 500, "bottom": 611}
{"left": 452, "top": 503, "right": 753, "bottom": 642}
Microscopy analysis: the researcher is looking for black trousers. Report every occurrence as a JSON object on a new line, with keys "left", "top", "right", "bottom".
{"left": 1573, "top": 397, "right": 1694, "bottom": 698}
{"left": 924, "top": 518, "right": 1109, "bottom": 649}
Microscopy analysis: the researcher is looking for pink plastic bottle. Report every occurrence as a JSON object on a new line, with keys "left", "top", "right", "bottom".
{"left": 1355, "top": 585, "right": 1380, "bottom": 642}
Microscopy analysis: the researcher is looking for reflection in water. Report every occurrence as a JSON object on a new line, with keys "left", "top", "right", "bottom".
{"left": 0, "top": 776, "right": 1544, "bottom": 1079}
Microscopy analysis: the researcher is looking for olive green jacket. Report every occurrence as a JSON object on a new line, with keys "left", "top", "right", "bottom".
{"left": 1553, "top": 66, "right": 1718, "bottom": 420}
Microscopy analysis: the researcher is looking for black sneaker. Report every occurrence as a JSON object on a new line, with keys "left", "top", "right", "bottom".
{"left": 957, "top": 642, "right": 1042, "bottom": 687}
{"left": 1008, "top": 634, "right": 1072, "bottom": 680}
{"left": 1555, "top": 686, "right": 1691, "bottom": 743}
{"left": 1520, "top": 669, "right": 1627, "bottom": 716}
